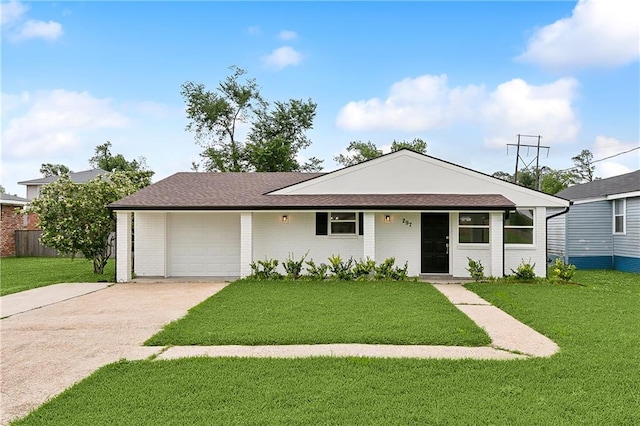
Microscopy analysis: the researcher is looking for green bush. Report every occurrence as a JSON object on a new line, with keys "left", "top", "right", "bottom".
{"left": 353, "top": 257, "right": 376, "bottom": 280}
{"left": 283, "top": 252, "right": 308, "bottom": 280}
{"left": 512, "top": 259, "right": 536, "bottom": 281}
{"left": 550, "top": 258, "right": 576, "bottom": 282}
{"left": 328, "top": 254, "right": 354, "bottom": 281}
{"left": 305, "top": 259, "right": 328, "bottom": 280}
{"left": 249, "top": 258, "right": 282, "bottom": 280}
{"left": 466, "top": 257, "right": 485, "bottom": 282}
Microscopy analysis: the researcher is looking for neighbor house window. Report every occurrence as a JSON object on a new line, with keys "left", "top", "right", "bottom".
{"left": 613, "top": 199, "right": 625, "bottom": 234}
{"left": 459, "top": 213, "right": 489, "bottom": 243}
{"left": 330, "top": 212, "right": 357, "bottom": 235}
{"left": 505, "top": 209, "right": 534, "bottom": 244}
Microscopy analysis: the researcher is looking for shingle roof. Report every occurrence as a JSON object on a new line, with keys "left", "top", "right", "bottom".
{"left": 557, "top": 170, "right": 640, "bottom": 201}
{"left": 0, "top": 193, "right": 29, "bottom": 205}
{"left": 109, "top": 172, "right": 515, "bottom": 210}
{"left": 18, "top": 169, "right": 107, "bottom": 185}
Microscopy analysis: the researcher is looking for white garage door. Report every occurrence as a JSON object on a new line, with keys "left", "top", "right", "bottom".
{"left": 167, "top": 213, "right": 241, "bottom": 277}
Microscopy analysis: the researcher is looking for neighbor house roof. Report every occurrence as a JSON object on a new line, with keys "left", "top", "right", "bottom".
{"left": 557, "top": 170, "right": 640, "bottom": 201}
{"left": 0, "top": 193, "right": 29, "bottom": 205}
{"left": 18, "top": 169, "right": 108, "bottom": 185}
{"left": 110, "top": 172, "right": 515, "bottom": 211}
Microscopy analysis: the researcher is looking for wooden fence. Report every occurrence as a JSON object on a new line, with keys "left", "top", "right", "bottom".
{"left": 14, "top": 230, "right": 115, "bottom": 257}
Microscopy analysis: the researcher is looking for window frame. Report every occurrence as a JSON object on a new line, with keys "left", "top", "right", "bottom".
{"left": 504, "top": 208, "right": 535, "bottom": 245}
{"left": 458, "top": 212, "right": 490, "bottom": 244}
{"left": 613, "top": 199, "right": 626, "bottom": 235}
{"left": 329, "top": 212, "right": 358, "bottom": 236}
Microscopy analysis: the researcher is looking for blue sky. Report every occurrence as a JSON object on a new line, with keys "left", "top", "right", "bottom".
{"left": 2, "top": 0, "right": 639, "bottom": 196}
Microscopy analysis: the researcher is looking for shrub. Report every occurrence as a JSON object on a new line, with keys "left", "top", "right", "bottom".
{"left": 466, "top": 257, "right": 485, "bottom": 282}
{"left": 512, "top": 259, "right": 536, "bottom": 281}
{"left": 283, "top": 252, "right": 308, "bottom": 280}
{"left": 353, "top": 257, "right": 376, "bottom": 280}
{"left": 249, "top": 258, "right": 282, "bottom": 280}
{"left": 550, "top": 258, "right": 576, "bottom": 282}
{"left": 305, "top": 260, "right": 328, "bottom": 280}
{"left": 328, "top": 254, "right": 354, "bottom": 280}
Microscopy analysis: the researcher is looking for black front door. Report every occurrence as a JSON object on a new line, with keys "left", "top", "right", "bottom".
{"left": 421, "top": 213, "right": 449, "bottom": 273}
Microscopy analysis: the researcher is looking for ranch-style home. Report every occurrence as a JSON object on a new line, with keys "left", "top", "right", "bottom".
{"left": 109, "top": 150, "right": 570, "bottom": 282}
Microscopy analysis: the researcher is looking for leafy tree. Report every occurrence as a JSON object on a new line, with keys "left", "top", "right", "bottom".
{"left": 26, "top": 171, "right": 149, "bottom": 274}
{"left": 40, "top": 163, "right": 70, "bottom": 177}
{"left": 491, "top": 171, "right": 513, "bottom": 182}
{"left": 182, "top": 66, "right": 321, "bottom": 172}
{"left": 89, "top": 141, "right": 154, "bottom": 188}
{"left": 0, "top": 185, "right": 5, "bottom": 193}
{"left": 244, "top": 99, "right": 323, "bottom": 172}
{"left": 540, "top": 168, "right": 576, "bottom": 195}
{"left": 571, "top": 149, "right": 596, "bottom": 183}
{"left": 334, "top": 138, "right": 427, "bottom": 167}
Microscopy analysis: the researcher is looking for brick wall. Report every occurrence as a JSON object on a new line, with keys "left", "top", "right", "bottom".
{"left": 1, "top": 205, "right": 23, "bottom": 257}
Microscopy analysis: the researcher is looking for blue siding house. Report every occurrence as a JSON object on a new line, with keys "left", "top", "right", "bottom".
{"left": 548, "top": 170, "right": 640, "bottom": 273}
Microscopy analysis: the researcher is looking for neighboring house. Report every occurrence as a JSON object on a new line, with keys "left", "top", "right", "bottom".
{"left": 548, "top": 170, "right": 640, "bottom": 273}
{"left": 110, "top": 150, "right": 570, "bottom": 282}
{"left": 18, "top": 169, "right": 107, "bottom": 201}
{"left": 0, "top": 194, "right": 29, "bottom": 257}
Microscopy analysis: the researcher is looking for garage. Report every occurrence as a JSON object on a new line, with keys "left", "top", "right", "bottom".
{"left": 167, "top": 212, "right": 241, "bottom": 277}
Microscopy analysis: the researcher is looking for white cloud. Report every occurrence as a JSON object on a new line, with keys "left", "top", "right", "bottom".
{"left": 1, "top": 0, "right": 63, "bottom": 41}
{"left": 13, "top": 19, "right": 62, "bottom": 41}
{"left": 263, "top": 46, "right": 303, "bottom": 70}
{"left": 1, "top": 89, "right": 129, "bottom": 159}
{"left": 482, "top": 78, "right": 580, "bottom": 148}
{"left": 336, "top": 74, "right": 484, "bottom": 132}
{"left": 518, "top": 0, "right": 640, "bottom": 69}
{"left": 336, "top": 73, "right": 580, "bottom": 147}
{"left": 278, "top": 30, "right": 297, "bottom": 41}
{"left": 1, "top": 0, "right": 27, "bottom": 26}
{"left": 591, "top": 135, "right": 640, "bottom": 178}
{"left": 247, "top": 26, "right": 261, "bottom": 36}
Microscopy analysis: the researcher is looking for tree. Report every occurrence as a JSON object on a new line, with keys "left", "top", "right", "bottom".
{"left": 26, "top": 171, "right": 149, "bottom": 274}
{"left": 540, "top": 168, "right": 576, "bottom": 195}
{"left": 40, "top": 163, "right": 70, "bottom": 177}
{"left": 571, "top": 149, "right": 596, "bottom": 183}
{"left": 244, "top": 99, "right": 323, "bottom": 172}
{"left": 491, "top": 171, "right": 513, "bottom": 182}
{"left": 182, "top": 66, "right": 321, "bottom": 172}
{"left": 334, "top": 138, "right": 427, "bottom": 167}
{"left": 182, "top": 66, "right": 265, "bottom": 172}
{"left": 0, "top": 185, "right": 5, "bottom": 193}
{"left": 89, "top": 141, "right": 154, "bottom": 188}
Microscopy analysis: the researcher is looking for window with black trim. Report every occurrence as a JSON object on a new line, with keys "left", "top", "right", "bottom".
{"left": 459, "top": 213, "right": 489, "bottom": 243}
{"left": 330, "top": 212, "right": 357, "bottom": 235}
{"left": 614, "top": 199, "right": 625, "bottom": 234}
{"left": 505, "top": 209, "right": 534, "bottom": 244}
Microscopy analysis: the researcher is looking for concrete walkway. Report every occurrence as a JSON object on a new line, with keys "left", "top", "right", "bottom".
{"left": 159, "top": 283, "right": 559, "bottom": 361}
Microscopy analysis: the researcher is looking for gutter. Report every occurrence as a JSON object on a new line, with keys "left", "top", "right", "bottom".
{"left": 545, "top": 204, "right": 572, "bottom": 278}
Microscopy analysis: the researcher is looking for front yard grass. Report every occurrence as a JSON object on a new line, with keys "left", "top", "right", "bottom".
{"left": 146, "top": 280, "right": 491, "bottom": 346}
{"left": 0, "top": 257, "right": 115, "bottom": 296}
{"left": 14, "top": 270, "right": 640, "bottom": 425}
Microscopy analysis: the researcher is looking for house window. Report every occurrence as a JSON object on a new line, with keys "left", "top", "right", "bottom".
{"left": 330, "top": 212, "right": 357, "bottom": 235}
{"left": 459, "top": 213, "right": 489, "bottom": 243}
{"left": 613, "top": 199, "right": 625, "bottom": 234}
{"left": 505, "top": 209, "right": 534, "bottom": 244}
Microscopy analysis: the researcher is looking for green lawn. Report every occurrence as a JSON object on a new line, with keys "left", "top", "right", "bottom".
{"left": 0, "top": 257, "right": 115, "bottom": 296}
{"left": 13, "top": 270, "right": 640, "bottom": 425}
{"left": 146, "top": 280, "right": 491, "bottom": 346}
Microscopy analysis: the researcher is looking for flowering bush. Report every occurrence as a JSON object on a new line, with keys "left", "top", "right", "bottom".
{"left": 550, "top": 258, "right": 576, "bottom": 282}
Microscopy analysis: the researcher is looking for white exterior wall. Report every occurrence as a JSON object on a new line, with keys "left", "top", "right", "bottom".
{"left": 450, "top": 212, "right": 492, "bottom": 278}
{"left": 252, "top": 212, "right": 363, "bottom": 273}
{"left": 116, "top": 211, "right": 132, "bottom": 282}
{"left": 134, "top": 212, "right": 166, "bottom": 277}
{"left": 375, "top": 212, "right": 421, "bottom": 276}
{"left": 363, "top": 212, "right": 375, "bottom": 260}
{"left": 505, "top": 207, "right": 547, "bottom": 276}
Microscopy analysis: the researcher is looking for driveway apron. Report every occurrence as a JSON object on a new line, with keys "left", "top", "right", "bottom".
{"left": 0, "top": 282, "right": 226, "bottom": 425}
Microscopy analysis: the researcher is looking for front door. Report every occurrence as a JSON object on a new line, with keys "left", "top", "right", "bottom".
{"left": 421, "top": 213, "right": 449, "bottom": 273}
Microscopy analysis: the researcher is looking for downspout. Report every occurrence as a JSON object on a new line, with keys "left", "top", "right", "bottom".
{"left": 545, "top": 204, "right": 571, "bottom": 278}
{"left": 503, "top": 210, "right": 508, "bottom": 277}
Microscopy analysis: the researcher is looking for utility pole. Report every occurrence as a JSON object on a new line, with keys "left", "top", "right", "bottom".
{"left": 507, "top": 134, "right": 550, "bottom": 190}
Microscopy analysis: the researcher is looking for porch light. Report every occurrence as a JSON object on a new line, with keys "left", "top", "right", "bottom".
{"left": 282, "top": 215, "right": 288, "bottom": 223}
{"left": 385, "top": 215, "right": 391, "bottom": 223}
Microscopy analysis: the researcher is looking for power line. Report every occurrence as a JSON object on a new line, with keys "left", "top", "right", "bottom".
{"left": 557, "top": 145, "right": 640, "bottom": 173}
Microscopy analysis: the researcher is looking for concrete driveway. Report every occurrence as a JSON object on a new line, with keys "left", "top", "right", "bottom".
{"left": 0, "top": 282, "right": 226, "bottom": 425}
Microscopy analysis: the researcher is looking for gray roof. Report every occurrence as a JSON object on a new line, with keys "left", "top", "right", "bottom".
{"left": 110, "top": 172, "right": 515, "bottom": 211}
{"left": 0, "top": 193, "right": 29, "bottom": 205}
{"left": 18, "top": 169, "right": 107, "bottom": 185}
{"left": 557, "top": 170, "right": 640, "bottom": 201}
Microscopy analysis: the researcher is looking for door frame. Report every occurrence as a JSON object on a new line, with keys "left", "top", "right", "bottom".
{"left": 420, "top": 212, "right": 451, "bottom": 274}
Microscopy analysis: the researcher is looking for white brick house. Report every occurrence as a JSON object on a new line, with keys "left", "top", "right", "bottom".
{"left": 110, "top": 150, "right": 570, "bottom": 282}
